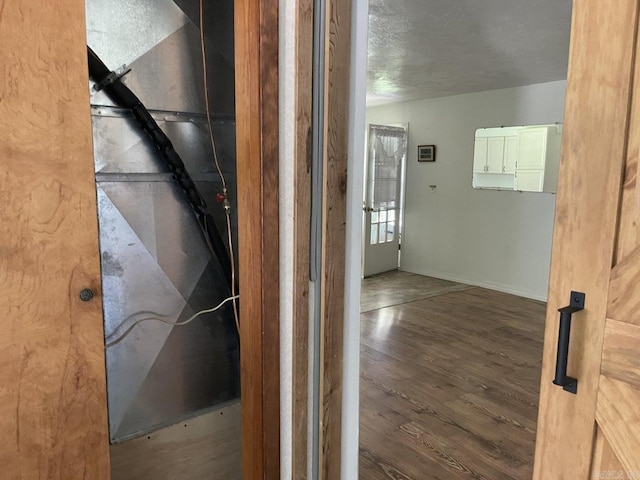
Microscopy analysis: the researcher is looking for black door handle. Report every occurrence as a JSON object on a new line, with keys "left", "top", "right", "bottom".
{"left": 553, "top": 291, "right": 585, "bottom": 394}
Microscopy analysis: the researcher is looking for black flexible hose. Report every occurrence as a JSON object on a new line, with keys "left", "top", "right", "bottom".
{"left": 87, "top": 46, "right": 233, "bottom": 291}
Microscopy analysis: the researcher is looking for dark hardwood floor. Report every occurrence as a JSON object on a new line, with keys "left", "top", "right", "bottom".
{"left": 359, "top": 284, "right": 546, "bottom": 480}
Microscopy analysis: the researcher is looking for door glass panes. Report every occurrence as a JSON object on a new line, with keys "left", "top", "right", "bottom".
{"left": 378, "top": 222, "right": 386, "bottom": 243}
{"left": 370, "top": 224, "right": 378, "bottom": 245}
{"left": 387, "top": 222, "right": 395, "bottom": 242}
{"left": 369, "top": 208, "right": 397, "bottom": 245}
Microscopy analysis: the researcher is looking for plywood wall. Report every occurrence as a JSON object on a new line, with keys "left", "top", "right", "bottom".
{"left": 0, "top": 0, "right": 111, "bottom": 477}
{"left": 110, "top": 403, "right": 241, "bottom": 480}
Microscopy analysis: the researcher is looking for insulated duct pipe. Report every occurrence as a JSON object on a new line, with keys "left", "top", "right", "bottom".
{"left": 87, "top": 46, "right": 234, "bottom": 292}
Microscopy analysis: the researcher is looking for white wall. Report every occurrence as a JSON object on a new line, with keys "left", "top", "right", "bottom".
{"left": 279, "top": 0, "right": 295, "bottom": 476}
{"left": 342, "top": 1, "right": 367, "bottom": 478}
{"left": 366, "top": 81, "right": 567, "bottom": 301}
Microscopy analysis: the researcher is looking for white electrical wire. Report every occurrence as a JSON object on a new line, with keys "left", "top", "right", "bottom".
{"left": 199, "top": 0, "right": 240, "bottom": 333}
{"left": 225, "top": 215, "right": 239, "bottom": 333}
{"left": 105, "top": 295, "right": 240, "bottom": 348}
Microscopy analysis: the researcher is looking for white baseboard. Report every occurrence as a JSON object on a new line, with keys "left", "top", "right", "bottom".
{"left": 399, "top": 267, "right": 548, "bottom": 303}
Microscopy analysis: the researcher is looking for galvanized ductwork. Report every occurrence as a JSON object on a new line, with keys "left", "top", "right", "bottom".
{"left": 86, "top": 0, "right": 239, "bottom": 443}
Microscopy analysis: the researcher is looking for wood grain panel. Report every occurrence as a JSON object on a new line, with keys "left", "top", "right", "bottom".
{"left": 259, "top": 2, "right": 281, "bottom": 476}
{"left": 609, "top": 245, "right": 640, "bottom": 326}
{"left": 234, "top": 0, "right": 280, "bottom": 477}
{"left": 292, "top": 0, "right": 314, "bottom": 476}
{"left": 533, "top": 1, "right": 639, "bottom": 478}
{"left": 0, "top": 0, "right": 110, "bottom": 478}
{"left": 596, "top": 376, "right": 640, "bottom": 474}
{"left": 318, "top": 0, "right": 352, "bottom": 478}
{"left": 591, "top": 427, "right": 626, "bottom": 479}
{"left": 598, "top": 6, "right": 640, "bottom": 480}
{"left": 601, "top": 319, "right": 640, "bottom": 385}
{"left": 110, "top": 403, "right": 241, "bottom": 480}
{"left": 615, "top": 17, "right": 640, "bottom": 265}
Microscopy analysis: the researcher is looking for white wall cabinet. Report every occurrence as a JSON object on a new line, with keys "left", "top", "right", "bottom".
{"left": 517, "top": 127, "right": 549, "bottom": 169}
{"left": 487, "top": 137, "right": 505, "bottom": 172}
{"left": 515, "top": 170, "right": 545, "bottom": 192}
{"left": 473, "top": 133, "right": 516, "bottom": 174}
{"left": 473, "top": 137, "right": 488, "bottom": 173}
{"left": 473, "top": 125, "right": 561, "bottom": 192}
{"left": 472, "top": 128, "right": 519, "bottom": 189}
{"left": 514, "top": 126, "right": 561, "bottom": 192}
{"left": 504, "top": 136, "right": 518, "bottom": 174}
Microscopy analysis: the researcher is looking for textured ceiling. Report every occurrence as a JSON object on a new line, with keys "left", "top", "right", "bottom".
{"left": 367, "top": 0, "right": 573, "bottom": 106}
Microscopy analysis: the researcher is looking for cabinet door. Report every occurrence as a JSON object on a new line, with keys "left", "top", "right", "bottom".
{"left": 518, "top": 127, "right": 548, "bottom": 169}
{"left": 473, "top": 137, "right": 488, "bottom": 172}
{"left": 515, "top": 170, "right": 545, "bottom": 192}
{"left": 487, "top": 137, "right": 505, "bottom": 173}
{"left": 504, "top": 136, "right": 518, "bottom": 173}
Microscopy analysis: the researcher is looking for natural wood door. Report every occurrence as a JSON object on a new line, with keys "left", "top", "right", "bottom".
{"left": 534, "top": 1, "right": 640, "bottom": 478}
{"left": 0, "top": 0, "right": 111, "bottom": 477}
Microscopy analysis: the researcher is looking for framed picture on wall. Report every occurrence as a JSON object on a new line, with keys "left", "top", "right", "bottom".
{"left": 418, "top": 144, "right": 436, "bottom": 162}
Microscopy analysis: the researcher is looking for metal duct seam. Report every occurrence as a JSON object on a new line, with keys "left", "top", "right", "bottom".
{"left": 87, "top": 46, "right": 233, "bottom": 291}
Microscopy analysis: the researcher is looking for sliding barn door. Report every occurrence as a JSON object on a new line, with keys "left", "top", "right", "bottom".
{"left": 534, "top": 1, "right": 640, "bottom": 478}
{"left": 0, "top": 0, "right": 110, "bottom": 477}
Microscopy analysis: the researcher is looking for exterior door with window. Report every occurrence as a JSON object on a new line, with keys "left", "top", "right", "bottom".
{"left": 534, "top": 1, "right": 640, "bottom": 478}
{"left": 363, "top": 124, "right": 406, "bottom": 277}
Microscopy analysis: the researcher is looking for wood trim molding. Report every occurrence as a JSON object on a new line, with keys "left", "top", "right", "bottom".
{"left": 292, "top": 0, "right": 314, "bottom": 477}
{"left": 234, "top": 0, "right": 280, "bottom": 477}
{"left": 318, "top": 0, "right": 353, "bottom": 478}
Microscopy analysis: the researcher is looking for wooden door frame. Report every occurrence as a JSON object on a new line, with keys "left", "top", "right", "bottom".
{"left": 317, "top": 0, "right": 353, "bottom": 478}
{"left": 234, "top": 0, "right": 281, "bottom": 478}
{"left": 234, "top": 0, "right": 356, "bottom": 477}
{"left": 298, "top": 0, "right": 357, "bottom": 477}
{"left": 298, "top": 0, "right": 640, "bottom": 478}
{"left": 2, "top": 0, "right": 282, "bottom": 477}
{"left": 291, "top": 0, "right": 314, "bottom": 477}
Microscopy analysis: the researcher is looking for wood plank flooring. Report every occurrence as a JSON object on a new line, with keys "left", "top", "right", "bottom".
{"left": 361, "top": 271, "right": 473, "bottom": 313}
{"left": 360, "top": 284, "right": 546, "bottom": 480}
